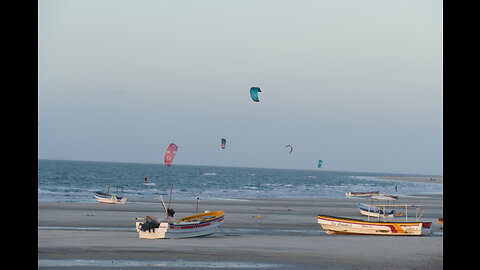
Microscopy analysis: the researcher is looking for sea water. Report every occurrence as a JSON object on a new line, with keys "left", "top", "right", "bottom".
{"left": 38, "top": 159, "right": 442, "bottom": 203}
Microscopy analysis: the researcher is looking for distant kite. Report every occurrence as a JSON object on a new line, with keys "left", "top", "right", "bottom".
{"left": 318, "top": 160, "right": 323, "bottom": 168}
{"left": 250, "top": 87, "right": 261, "bottom": 102}
{"left": 285, "top": 145, "right": 293, "bottom": 153}
{"left": 164, "top": 143, "right": 178, "bottom": 167}
{"left": 221, "top": 138, "right": 226, "bottom": 149}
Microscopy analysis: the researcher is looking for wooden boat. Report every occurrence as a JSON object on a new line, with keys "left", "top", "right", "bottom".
{"left": 317, "top": 214, "right": 432, "bottom": 236}
{"left": 135, "top": 211, "right": 225, "bottom": 239}
{"left": 94, "top": 186, "right": 127, "bottom": 204}
{"left": 356, "top": 203, "right": 400, "bottom": 218}
{"left": 135, "top": 187, "right": 224, "bottom": 239}
{"left": 345, "top": 191, "right": 379, "bottom": 197}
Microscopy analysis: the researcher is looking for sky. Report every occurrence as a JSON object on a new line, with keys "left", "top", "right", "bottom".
{"left": 38, "top": 0, "right": 442, "bottom": 175}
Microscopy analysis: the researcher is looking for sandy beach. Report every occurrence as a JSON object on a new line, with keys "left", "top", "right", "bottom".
{"left": 38, "top": 192, "right": 443, "bottom": 269}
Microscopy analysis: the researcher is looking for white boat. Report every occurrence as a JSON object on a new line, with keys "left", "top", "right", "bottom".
{"left": 345, "top": 191, "right": 379, "bottom": 197}
{"left": 356, "top": 203, "right": 400, "bottom": 219}
{"left": 94, "top": 186, "right": 127, "bottom": 204}
{"left": 317, "top": 214, "right": 432, "bottom": 236}
{"left": 135, "top": 187, "right": 224, "bottom": 239}
{"left": 135, "top": 211, "right": 225, "bottom": 239}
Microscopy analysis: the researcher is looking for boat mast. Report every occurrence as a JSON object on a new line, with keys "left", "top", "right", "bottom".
{"left": 196, "top": 197, "right": 200, "bottom": 214}
{"left": 159, "top": 194, "right": 169, "bottom": 217}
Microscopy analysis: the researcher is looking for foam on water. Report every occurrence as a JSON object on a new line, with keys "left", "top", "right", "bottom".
{"left": 38, "top": 160, "right": 443, "bottom": 203}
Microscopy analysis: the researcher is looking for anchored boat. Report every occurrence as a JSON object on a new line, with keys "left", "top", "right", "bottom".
{"left": 317, "top": 214, "right": 432, "bottom": 236}
{"left": 318, "top": 203, "right": 431, "bottom": 236}
{"left": 135, "top": 187, "right": 224, "bottom": 239}
{"left": 345, "top": 191, "right": 379, "bottom": 197}
{"left": 135, "top": 211, "right": 225, "bottom": 239}
{"left": 94, "top": 186, "right": 127, "bottom": 204}
{"left": 356, "top": 203, "right": 400, "bottom": 219}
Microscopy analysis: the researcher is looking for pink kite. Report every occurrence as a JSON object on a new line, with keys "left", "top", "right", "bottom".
{"left": 164, "top": 143, "right": 178, "bottom": 167}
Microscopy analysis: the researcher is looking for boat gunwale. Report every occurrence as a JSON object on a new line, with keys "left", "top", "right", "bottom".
{"left": 317, "top": 214, "right": 430, "bottom": 226}
{"left": 171, "top": 213, "right": 224, "bottom": 226}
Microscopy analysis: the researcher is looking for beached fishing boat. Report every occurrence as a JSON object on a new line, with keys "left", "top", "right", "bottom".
{"left": 135, "top": 211, "right": 225, "bottom": 239}
{"left": 317, "top": 214, "right": 432, "bottom": 236}
{"left": 94, "top": 186, "right": 127, "bottom": 204}
{"left": 135, "top": 187, "right": 224, "bottom": 239}
{"left": 356, "top": 203, "right": 400, "bottom": 219}
{"left": 345, "top": 191, "right": 379, "bottom": 197}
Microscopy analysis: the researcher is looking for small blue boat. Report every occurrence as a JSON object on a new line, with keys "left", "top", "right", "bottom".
{"left": 356, "top": 203, "right": 398, "bottom": 218}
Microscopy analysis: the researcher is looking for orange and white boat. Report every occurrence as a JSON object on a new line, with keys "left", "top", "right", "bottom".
{"left": 317, "top": 214, "right": 432, "bottom": 236}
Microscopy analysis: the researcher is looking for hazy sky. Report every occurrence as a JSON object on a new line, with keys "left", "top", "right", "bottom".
{"left": 38, "top": 0, "right": 442, "bottom": 175}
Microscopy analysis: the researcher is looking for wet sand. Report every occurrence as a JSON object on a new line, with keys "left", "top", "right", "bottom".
{"left": 38, "top": 194, "right": 443, "bottom": 269}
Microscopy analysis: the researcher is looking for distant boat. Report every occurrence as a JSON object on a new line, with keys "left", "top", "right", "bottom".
{"left": 371, "top": 194, "right": 399, "bottom": 201}
{"left": 356, "top": 203, "right": 400, "bottom": 219}
{"left": 345, "top": 191, "right": 379, "bottom": 197}
{"left": 317, "top": 214, "right": 432, "bottom": 236}
{"left": 94, "top": 185, "right": 127, "bottom": 204}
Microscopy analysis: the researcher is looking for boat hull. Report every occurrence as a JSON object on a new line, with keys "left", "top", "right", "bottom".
{"left": 94, "top": 193, "right": 127, "bottom": 204}
{"left": 317, "top": 215, "right": 431, "bottom": 236}
{"left": 136, "top": 211, "right": 225, "bottom": 239}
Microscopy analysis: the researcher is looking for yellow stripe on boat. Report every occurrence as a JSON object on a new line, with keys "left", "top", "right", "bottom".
{"left": 175, "top": 211, "right": 225, "bottom": 223}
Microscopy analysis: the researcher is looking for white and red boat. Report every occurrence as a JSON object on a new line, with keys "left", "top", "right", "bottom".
{"left": 135, "top": 211, "right": 225, "bottom": 239}
{"left": 135, "top": 187, "right": 224, "bottom": 239}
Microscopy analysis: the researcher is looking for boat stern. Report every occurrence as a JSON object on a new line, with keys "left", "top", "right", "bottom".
{"left": 421, "top": 222, "right": 432, "bottom": 235}
{"left": 136, "top": 220, "right": 169, "bottom": 239}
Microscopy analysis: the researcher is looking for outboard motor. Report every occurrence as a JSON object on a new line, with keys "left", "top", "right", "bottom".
{"left": 167, "top": 208, "right": 175, "bottom": 218}
{"left": 140, "top": 216, "right": 160, "bottom": 231}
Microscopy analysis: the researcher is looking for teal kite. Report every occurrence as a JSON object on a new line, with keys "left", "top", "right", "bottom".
{"left": 250, "top": 87, "right": 261, "bottom": 102}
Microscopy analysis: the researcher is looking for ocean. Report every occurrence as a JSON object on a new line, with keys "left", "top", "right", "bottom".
{"left": 38, "top": 159, "right": 442, "bottom": 203}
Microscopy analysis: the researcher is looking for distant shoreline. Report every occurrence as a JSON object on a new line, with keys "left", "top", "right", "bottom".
{"left": 376, "top": 176, "right": 443, "bottom": 184}
{"left": 38, "top": 159, "right": 441, "bottom": 176}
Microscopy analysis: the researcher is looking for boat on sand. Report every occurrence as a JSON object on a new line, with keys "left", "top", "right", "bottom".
{"left": 135, "top": 211, "right": 225, "bottom": 239}
{"left": 94, "top": 186, "right": 127, "bottom": 204}
{"left": 345, "top": 191, "right": 379, "bottom": 197}
{"left": 317, "top": 214, "right": 432, "bottom": 236}
{"left": 356, "top": 203, "right": 401, "bottom": 219}
{"left": 135, "top": 187, "right": 224, "bottom": 239}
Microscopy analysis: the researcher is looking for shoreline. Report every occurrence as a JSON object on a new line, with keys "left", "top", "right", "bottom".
{"left": 39, "top": 195, "right": 443, "bottom": 269}
{"left": 376, "top": 176, "right": 443, "bottom": 183}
